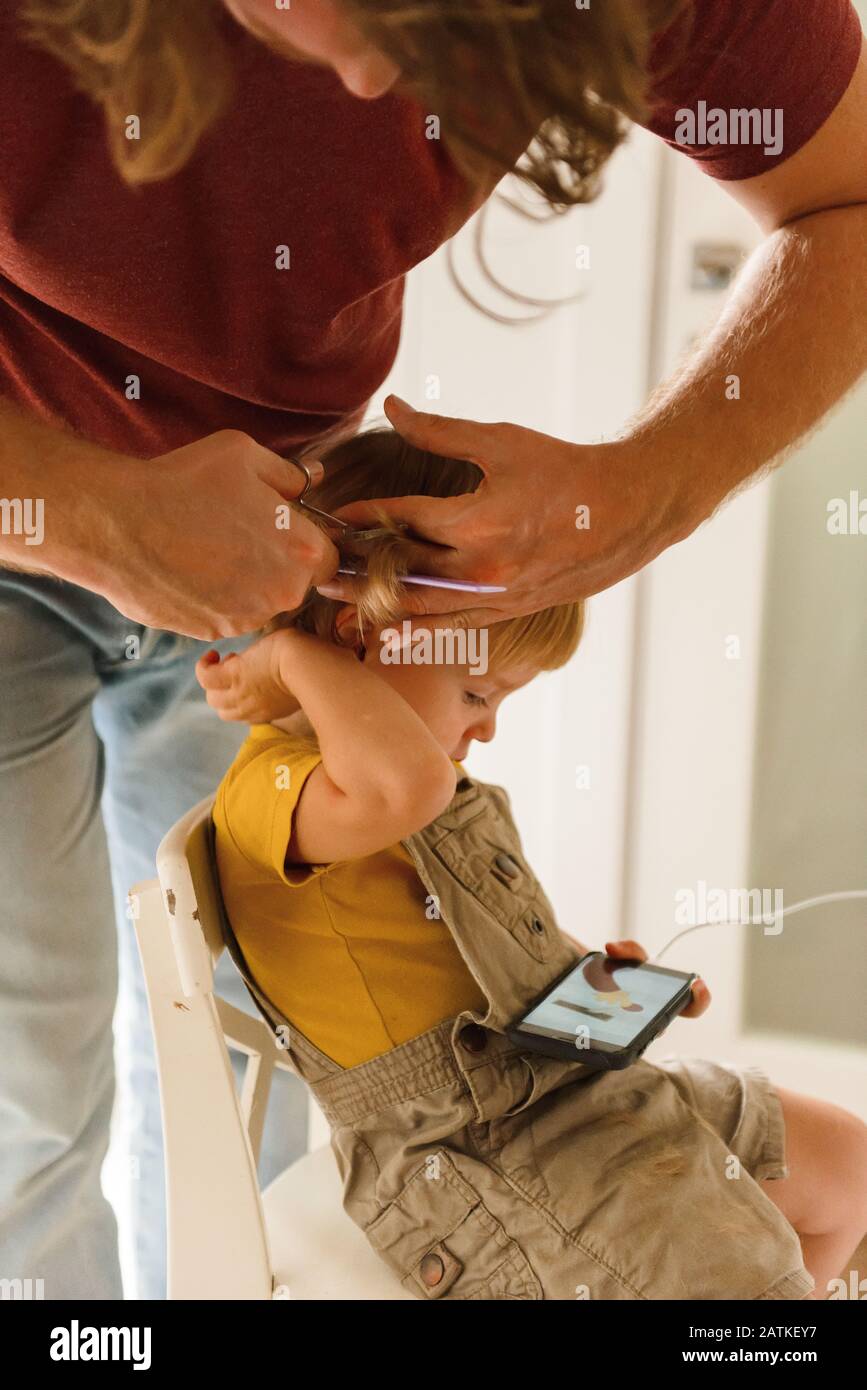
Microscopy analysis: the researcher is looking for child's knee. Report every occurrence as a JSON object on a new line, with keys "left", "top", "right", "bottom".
{"left": 833, "top": 1109, "right": 867, "bottom": 1227}
{"left": 816, "top": 1102, "right": 867, "bottom": 1215}
{"left": 779, "top": 1086, "right": 867, "bottom": 1231}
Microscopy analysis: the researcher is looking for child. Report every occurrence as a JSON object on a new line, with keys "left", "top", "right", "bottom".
{"left": 197, "top": 426, "right": 867, "bottom": 1301}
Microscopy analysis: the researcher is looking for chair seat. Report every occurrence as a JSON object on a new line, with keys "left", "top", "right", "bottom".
{"left": 262, "top": 1147, "right": 416, "bottom": 1300}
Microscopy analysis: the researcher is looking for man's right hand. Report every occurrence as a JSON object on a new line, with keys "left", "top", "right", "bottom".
{"left": 100, "top": 431, "right": 340, "bottom": 638}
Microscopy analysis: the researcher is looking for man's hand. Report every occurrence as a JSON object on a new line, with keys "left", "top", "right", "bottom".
{"left": 316, "top": 396, "right": 679, "bottom": 625}
{"left": 102, "top": 431, "right": 340, "bottom": 638}
{"left": 318, "top": 48, "right": 867, "bottom": 628}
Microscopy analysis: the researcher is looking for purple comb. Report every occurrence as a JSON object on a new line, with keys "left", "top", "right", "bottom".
{"left": 289, "top": 456, "right": 507, "bottom": 595}
{"left": 336, "top": 565, "right": 505, "bottom": 593}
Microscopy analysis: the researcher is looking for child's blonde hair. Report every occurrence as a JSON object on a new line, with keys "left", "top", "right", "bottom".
{"left": 268, "top": 425, "right": 584, "bottom": 676}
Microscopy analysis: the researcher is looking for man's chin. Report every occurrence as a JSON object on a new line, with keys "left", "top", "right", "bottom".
{"left": 226, "top": 7, "right": 323, "bottom": 67}
{"left": 226, "top": 6, "right": 411, "bottom": 99}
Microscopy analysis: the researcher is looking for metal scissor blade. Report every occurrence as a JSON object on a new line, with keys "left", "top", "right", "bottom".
{"left": 336, "top": 566, "right": 507, "bottom": 594}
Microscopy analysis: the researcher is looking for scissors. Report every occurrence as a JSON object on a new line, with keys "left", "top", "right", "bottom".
{"left": 288, "top": 457, "right": 507, "bottom": 594}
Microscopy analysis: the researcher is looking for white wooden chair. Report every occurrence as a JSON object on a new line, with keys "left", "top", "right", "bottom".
{"left": 128, "top": 794, "right": 413, "bottom": 1300}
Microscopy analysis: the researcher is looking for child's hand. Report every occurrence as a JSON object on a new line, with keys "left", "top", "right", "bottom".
{"left": 195, "top": 631, "right": 301, "bottom": 724}
{"left": 604, "top": 939, "right": 711, "bottom": 1020}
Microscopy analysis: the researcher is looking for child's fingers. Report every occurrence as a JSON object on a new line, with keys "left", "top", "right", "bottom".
{"left": 195, "top": 652, "right": 239, "bottom": 691}
{"left": 604, "top": 939, "right": 648, "bottom": 962}
{"left": 209, "top": 684, "right": 248, "bottom": 713}
{"left": 682, "top": 978, "right": 711, "bottom": 1018}
{"left": 205, "top": 689, "right": 234, "bottom": 712}
{"left": 195, "top": 650, "right": 221, "bottom": 684}
{"left": 196, "top": 649, "right": 239, "bottom": 671}
{"left": 195, "top": 674, "right": 239, "bottom": 710}
{"left": 603, "top": 940, "right": 710, "bottom": 1022}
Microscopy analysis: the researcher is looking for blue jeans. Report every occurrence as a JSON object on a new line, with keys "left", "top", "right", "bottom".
{"left": 0, "top": 572, "right": 309, "bottom": 1299}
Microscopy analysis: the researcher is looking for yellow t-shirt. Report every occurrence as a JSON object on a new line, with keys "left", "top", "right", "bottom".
{"left": 212, "top": 723, "right": 487, "bottom": 1068}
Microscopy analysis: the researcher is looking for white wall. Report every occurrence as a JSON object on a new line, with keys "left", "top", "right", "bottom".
{"left": 623, "top": 147, "right": 766, "bottom": 1042}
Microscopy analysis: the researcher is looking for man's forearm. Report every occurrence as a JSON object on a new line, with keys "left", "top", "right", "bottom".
{"left": 623, "top": 204, "right": 867, "bottom": 534}
{"left": 0, "top": 399, "right": 128, "bottom": 591}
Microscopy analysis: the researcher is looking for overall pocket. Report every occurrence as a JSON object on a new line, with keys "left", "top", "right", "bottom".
{"left": 431, "top": 788, "right": 560, "bottom": 964}
{"left": 363, "top": 1148, "right": 543, "bottom": 1300}
{"left": 500, "top": 1050, "right": 596, "bottom": 1119}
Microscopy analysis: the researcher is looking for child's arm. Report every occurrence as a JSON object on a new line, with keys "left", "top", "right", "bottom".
{"left": 198, "top": 629, "right": 457, "bottom": 864}
{"left": 279, "top": 628, "right": 457, "bottom": 862}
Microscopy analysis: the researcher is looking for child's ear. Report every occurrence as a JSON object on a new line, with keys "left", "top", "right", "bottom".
{"left": 333, "top": 602, "right": 368, "bottom": 656}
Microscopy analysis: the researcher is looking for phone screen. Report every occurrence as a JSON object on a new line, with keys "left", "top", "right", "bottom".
{"left": 520, "top": 954, "right": 687, "bottom": 1049}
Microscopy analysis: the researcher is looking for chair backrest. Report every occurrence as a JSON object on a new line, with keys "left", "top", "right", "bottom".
{"left": 128, "top": 795, "right": 295, "bottom": 1300}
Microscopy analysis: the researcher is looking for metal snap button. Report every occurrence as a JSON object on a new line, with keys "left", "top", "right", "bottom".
{"left": 459, "top": 1023, "right": 488, "bottom": 1053}
{"left": 494, "top": 851, "right": 521, "bottom": 878}
{"left": 419, "top": 1253, "right": 445, "bottom": 1287}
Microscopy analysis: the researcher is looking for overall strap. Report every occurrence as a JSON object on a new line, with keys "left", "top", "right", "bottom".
{"left": 402, "top": 772, "right": 580, "bottom": 1035}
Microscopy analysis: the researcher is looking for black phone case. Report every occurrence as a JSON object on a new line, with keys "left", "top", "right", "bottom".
{"left": 505, "top": 952, "right": 697, "bottom": 1070}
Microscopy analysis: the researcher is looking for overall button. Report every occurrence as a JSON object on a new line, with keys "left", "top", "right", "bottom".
{"left": 419, "top": 1253, "right": 444, "bottom": 1287}
{"left": 459, "top": 1023, "right": 488, "bottom": 1053}
{"left": 494, "top": 852, "right": 521, "bottom": 878}
{"left": 412, "top": 1242, "right": 464, "bottom": 1297}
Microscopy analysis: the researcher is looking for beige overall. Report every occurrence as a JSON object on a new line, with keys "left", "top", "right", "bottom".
{"left": 216, "top": 769, "right": 815, "bottom": 1301}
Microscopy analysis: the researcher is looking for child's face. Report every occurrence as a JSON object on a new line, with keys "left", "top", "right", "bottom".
{"left": 362, "top": 625, "right": 539, "bottom": 762}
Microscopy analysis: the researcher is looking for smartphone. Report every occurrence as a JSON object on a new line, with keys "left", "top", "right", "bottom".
{"left": 506, "top": 951, "right": 698, "bottom": 1071}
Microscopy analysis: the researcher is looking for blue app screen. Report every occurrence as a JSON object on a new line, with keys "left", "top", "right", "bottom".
{"left": 523, "top": 955, "right": 686, "bottom": 1047}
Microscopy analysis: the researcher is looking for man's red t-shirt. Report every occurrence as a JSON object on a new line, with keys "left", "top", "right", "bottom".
{"left": 0, "top": 0, "right": 861, "bottom": 458}
{"left": 646, "top": 0, "right": 862, "bottom": 178}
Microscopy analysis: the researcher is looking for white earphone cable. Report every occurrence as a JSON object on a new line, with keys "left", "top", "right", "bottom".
{"left": 650, "top": 889, "right": 867, "bottom": 964}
